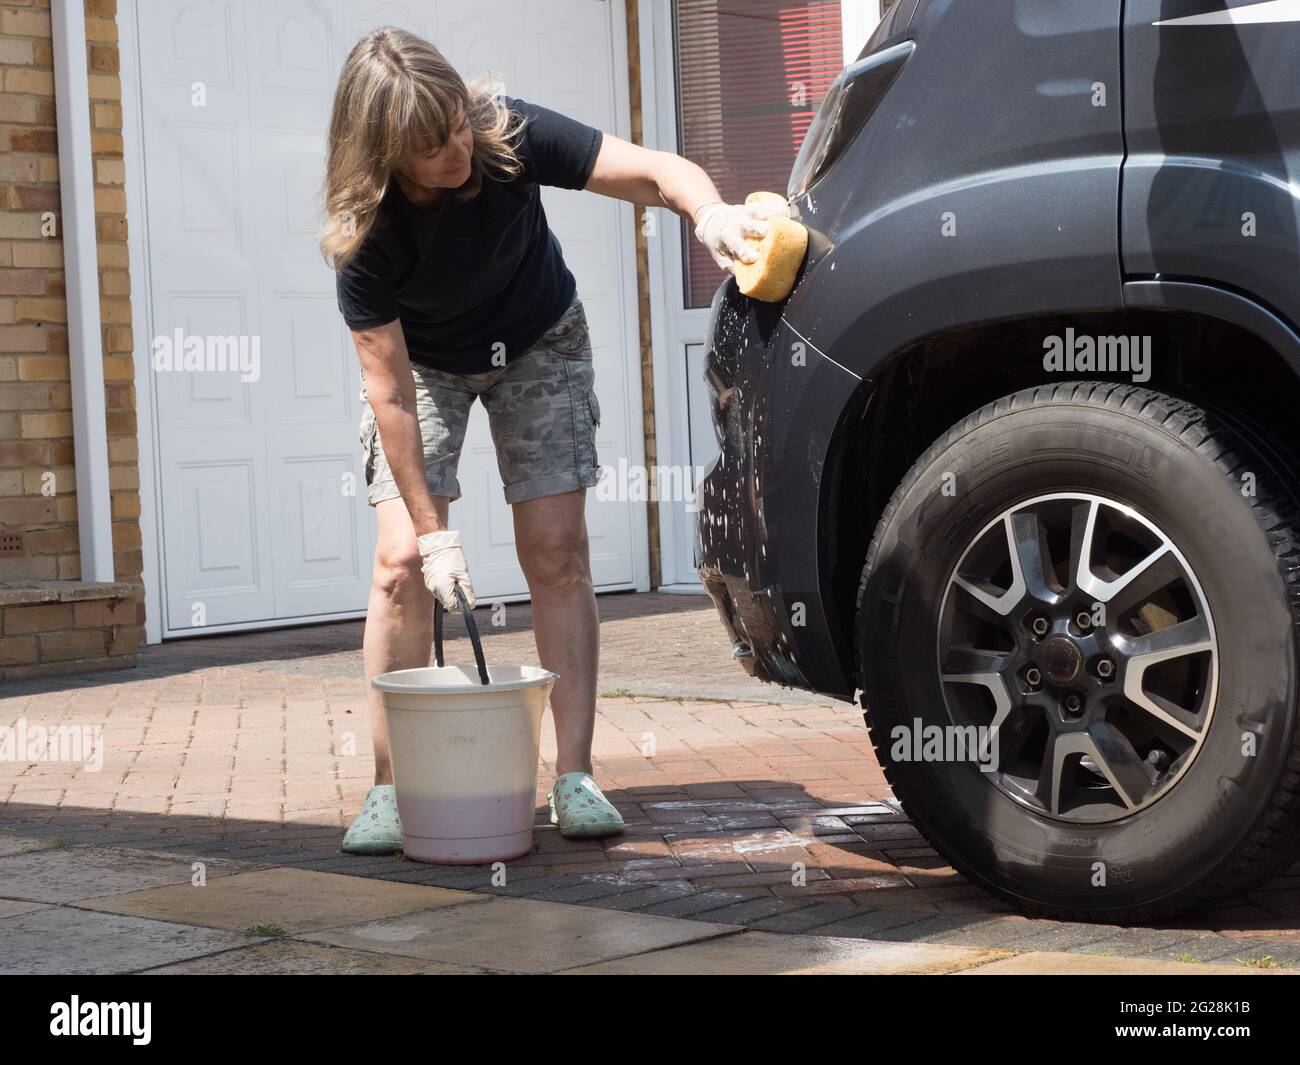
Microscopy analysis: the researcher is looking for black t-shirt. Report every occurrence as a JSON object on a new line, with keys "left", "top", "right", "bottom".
{"left": 335, "top": 96, "right": 603, "bottom": 374}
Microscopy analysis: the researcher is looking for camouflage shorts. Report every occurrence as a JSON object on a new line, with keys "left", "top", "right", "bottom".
{"left": 358, "top": 296, "right": 601, "bottom": 506}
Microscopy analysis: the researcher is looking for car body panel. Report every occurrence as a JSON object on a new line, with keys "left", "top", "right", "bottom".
{"left": 696, "top": 292, "right": 865, "bottom": 697}
{"left": 1121, "top": 0, "right": 1300, "bottom": 332}
{"left": 1124, "top": 279, "right": 1300, "bottom": 376}
{"left": 786, "top": 0, "right": 1126, "bottom": 372}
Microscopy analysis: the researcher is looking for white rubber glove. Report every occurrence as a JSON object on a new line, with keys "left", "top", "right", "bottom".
{"left": 417, "top": 530, "right": 477, "bottom": 612}
{"left": 693, "top": 199, "right": 792, "bottom": 272}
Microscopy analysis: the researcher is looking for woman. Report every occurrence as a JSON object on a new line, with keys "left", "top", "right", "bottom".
{"left": 321, "top": 27, "right": 784, "bottom": 854}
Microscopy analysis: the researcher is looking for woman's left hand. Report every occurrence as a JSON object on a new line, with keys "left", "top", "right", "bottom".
{"left": 417, "top": 530, "right": 477, "bottom": 612}
{"left": 693, "top": 199, "right": 792, "bottom": 272}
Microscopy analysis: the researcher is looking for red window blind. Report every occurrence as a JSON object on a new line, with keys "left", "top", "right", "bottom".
{"left": 674, "top": 0, "right": 845, "bottom": 307}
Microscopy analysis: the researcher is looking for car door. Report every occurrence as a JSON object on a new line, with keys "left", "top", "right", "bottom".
{"left": 1122, "top": 0, "right": 1300, "bottom": 330}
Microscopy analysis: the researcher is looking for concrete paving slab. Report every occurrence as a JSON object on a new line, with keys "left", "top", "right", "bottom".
{"left": 958, "top": 951, "right": 1289, "bottom": 975}
{"left": 0, "top": 906, "right": 248, "bottom": 975}
{"left": 560, "top": 930, "right": 1012, "bottom": 975}
{"left": 0, "top": 846, "right": 253, "bottom": 904}
{"left": 142, "top": 939, "right": 496, "bottom": 975}
{"left": 80, "top": 867, "right": 485, "bottom": 934}
{"left": 0, "top": 898, "right": 47, "bottom": 919}
{"left": 305, "top": 895, "right": 736, "bottom": 974}
{"left": 0, "top": 834, "right": 55, "bottom": 858}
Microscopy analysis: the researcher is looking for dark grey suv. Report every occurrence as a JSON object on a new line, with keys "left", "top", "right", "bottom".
{"left": 697, "top": 0, "right": 1300, "bottom": 920}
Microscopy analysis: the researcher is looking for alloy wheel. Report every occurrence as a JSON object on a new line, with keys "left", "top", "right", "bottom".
{"left": 936, "top": 493, "right": 1218, "bottom": 823}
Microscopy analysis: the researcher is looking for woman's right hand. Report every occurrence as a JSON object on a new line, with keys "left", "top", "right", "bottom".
{"left": 417, "top": 530, "right": 477, "bottom": 612}
{"left": 693, "top": 199, "right": 792, "bottom": 272}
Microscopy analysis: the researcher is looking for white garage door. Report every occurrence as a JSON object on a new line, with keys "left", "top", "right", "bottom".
{"left": 131, "top": 0, "right": 642, "bottom": 635}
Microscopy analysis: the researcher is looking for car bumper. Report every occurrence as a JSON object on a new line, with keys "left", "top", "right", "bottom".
{"left": 695, "top": 280, "right": 862, "bottom": 701}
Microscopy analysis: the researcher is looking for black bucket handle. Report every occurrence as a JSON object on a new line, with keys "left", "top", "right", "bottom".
{"left": 433, "top": 585, "right": 490, "bottom": 686}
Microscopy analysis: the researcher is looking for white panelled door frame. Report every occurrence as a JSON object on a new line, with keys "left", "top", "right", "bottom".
{"left": 123, "top": 0, "right": 648, "bottom": 643}
{"left": 640, "top": 1, "right": 882, "bottom": 593}
{"left": 119, "top": 0, "right": 161, "bottom": 642}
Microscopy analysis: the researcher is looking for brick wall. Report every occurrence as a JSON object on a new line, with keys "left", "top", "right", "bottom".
{"left": 0, "top": 0, "right": 144, "bottom": 673}
{"left": 0, "top": 580, "right": 138, "bottom": 679}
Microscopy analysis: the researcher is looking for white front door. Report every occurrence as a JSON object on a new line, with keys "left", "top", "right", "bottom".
{"left": 646, "top": 1, "right": 881, "bottom": 589}
{"left": 131, "top": 0, "right": 644, "bottom": 636}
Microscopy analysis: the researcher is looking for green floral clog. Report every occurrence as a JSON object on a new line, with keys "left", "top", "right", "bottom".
{"left": 548, "top": 772, "right": 625, "bottom": 839}
{"left": 341, "top": 784, "right": 403, "bottom": 855}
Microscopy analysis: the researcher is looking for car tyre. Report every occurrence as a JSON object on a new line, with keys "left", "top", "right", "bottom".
{"left": 856, "top": 381, "right": 1300, "bottom": 921}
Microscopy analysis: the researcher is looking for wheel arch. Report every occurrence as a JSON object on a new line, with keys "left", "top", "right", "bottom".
{"left": 820, "top": 292, "right": 1300, "bottom": 689}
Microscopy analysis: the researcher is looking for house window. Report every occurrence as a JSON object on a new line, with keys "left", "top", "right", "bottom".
{"left": 673, "top": 0, "right": 846, "bottom": 308}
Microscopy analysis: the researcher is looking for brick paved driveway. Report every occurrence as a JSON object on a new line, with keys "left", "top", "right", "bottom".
{"left": 3, "top": 592, "right": 1300, "bottom": 967}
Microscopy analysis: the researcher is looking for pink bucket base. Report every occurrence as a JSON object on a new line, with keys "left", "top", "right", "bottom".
{"left": 395, "top": 789, "right": 537, "bottom": 865}
{"left": 401, "top": 828, "right": 534, "bottom": 865}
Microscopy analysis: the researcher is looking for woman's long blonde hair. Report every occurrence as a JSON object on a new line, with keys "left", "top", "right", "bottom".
{"left": 319, "top": 27, "right": 524, "bottom": 270}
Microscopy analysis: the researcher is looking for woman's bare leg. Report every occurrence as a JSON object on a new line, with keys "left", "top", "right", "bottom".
{"left": 362, "top": 495, "right": 449, "bottom": 784}
{"left": 512, "top": 489, "right": 598, "bottom": 775}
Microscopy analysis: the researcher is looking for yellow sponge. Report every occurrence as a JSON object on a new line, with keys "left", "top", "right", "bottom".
{"left": 733, "top": 191, "right": 808, "bottom": 302}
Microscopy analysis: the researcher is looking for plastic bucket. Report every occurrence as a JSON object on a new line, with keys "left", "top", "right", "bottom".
{"left": 372, "top": 588, "right": 557, "bottom": 864}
